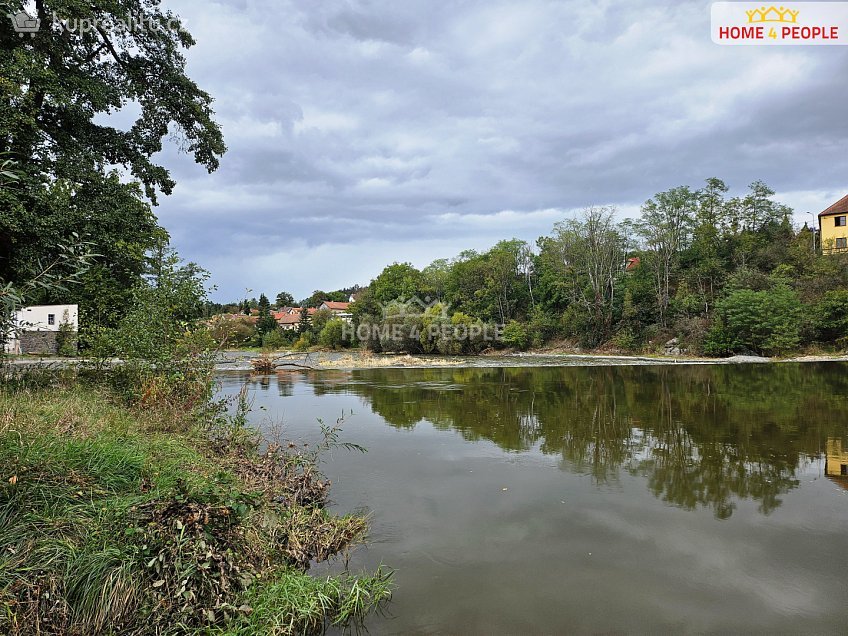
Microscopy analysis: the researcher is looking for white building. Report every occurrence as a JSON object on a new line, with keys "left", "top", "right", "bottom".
{"left": 3, "top": 304, "right": 78, "bottom": 355}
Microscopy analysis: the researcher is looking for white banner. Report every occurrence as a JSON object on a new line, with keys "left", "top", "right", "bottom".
{"left": 712, "top": 2, "right": 848, "bottom": 45}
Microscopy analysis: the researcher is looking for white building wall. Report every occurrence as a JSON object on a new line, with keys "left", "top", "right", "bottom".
{"left": 3, "top": 304, "right": 78, "bottom": 354}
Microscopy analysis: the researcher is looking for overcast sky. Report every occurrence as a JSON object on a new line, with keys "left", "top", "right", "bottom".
{"left": 154, "top": 0, "right": 848, "bottom": 302}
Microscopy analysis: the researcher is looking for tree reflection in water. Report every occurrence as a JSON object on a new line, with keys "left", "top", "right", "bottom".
{"left": 264, "top": 363, "right": 848, "bottom": 519}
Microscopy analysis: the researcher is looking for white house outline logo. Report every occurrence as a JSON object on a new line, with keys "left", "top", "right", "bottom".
{"left": 9, "top": 10, "right": 40, "bottom": 37}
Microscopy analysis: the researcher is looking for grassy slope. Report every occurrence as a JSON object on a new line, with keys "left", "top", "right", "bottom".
{"left": 0, "top": 385, "right": 389, "bottom": 635}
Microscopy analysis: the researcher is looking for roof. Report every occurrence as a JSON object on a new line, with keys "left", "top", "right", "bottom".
{"left": 274, "top": 308, "right": 317, "bottom": 324}
{"left": 320, "top": 301, "right": 351, "bottom": 311}
{"left": 276, "top": 313, "right": 301, "bottom": 325}
{"left": 819, "top": 193, "right": 848, "bottom": 217}
{"left": 625, "top": 257, "right": 641, "bottom": 271}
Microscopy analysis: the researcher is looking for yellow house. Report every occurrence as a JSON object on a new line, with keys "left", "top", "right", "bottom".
{"left": 819, "top": 194, "right": 848, "bottom": 254}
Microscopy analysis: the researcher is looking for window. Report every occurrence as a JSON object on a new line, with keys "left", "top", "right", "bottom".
{"left": 836, "top": 216, "right": 847, "bottom": 227}
{"left": 837, "top": 238, "right": 848, "bottom": 250}
{"left": 47, "top": 314, "right": 55, "bottom": 326}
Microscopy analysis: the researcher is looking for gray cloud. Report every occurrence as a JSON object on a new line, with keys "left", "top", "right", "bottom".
{"left": 153, "top": 0, "right": 848, "bottom": 299}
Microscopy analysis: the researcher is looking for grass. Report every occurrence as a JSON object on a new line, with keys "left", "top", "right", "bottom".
{"left": 0, "top": 380, "right": 391, "bottom": 635}
{"left": 216, "top": 567, "right": 392, "bottom": 636}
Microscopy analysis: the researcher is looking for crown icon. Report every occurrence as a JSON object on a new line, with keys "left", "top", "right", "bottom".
{"left": 745, "top": 5, "right": 800, "bottom": 24}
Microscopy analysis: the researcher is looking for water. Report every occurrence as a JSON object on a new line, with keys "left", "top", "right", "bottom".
{"left": 217, "top": 363, "right": 848, "bottom": 634}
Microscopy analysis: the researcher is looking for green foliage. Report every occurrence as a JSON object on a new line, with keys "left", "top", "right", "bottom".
{"left": 0, "top": 1, "right": 225, "bottom": 340}
{"left": 107, "top": 249, "right": 210, "bottom": 363}
{"left": 256, "top": 294, "right": 277, "bottom": 335}
{"left": 275, "top": 291, "right": 295, "bottom": 308}
{"left": 210, "top": 316, "right": 257, "bottom": 348}
{"left": 309, "top": 308, "right": 333, "bottom": 336}
{"left": 218, "top": 567, "right": 392, "bottom": 635}
{"left": 704, "top": 286, "right": 802, "bottom": 356}
{"left": 318, "top": 318, "right": 347, "bottom": 350}
{"left": 261, "top": 328, "right": 293, "bottom": 350}
{"left": 370, "top": 263, "right": 426, "bottom": 305}
{"left": 0, "top": 380, "right": 388, "bottom": 634}
{"left": 213, "top": 177, "right": 848, "bottom": 358}
{"left": 501, "top": 320, "right": 530, "bottom": 350}
{"left": 814, "top": 290, "right": 848, "bottom": 345}
{"left": 540, "top": 207, "right": 626, "bottom": 346}
{"left": 56, "top": 319, "right": 77, "bottom": 357}
{"left": 293, "top": 332, "right": 315, "bottom": 351}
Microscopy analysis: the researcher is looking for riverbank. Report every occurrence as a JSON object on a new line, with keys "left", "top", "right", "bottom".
{"left": 6, "top": 349, "right": 848, "bottom": 373}
{"left": 210, "top": 349, "right": 848, "bottom": 371}
{"left": 0, "top": 374, "right": 390, "bottom": 634}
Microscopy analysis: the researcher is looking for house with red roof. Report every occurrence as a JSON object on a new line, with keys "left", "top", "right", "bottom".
{"left": 318, "top": 301, "right": 352, "bottom": 322}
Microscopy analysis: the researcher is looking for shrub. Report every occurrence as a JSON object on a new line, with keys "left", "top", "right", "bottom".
{"left": 293, "top": 332, "right": 314, "bottom": 351}
{"left": 318, "top": 319, "right": 347, "bottom": 350}
{"left": 56, "top": 321, "right": 78, "bottom": 357}
{"left": 261, "top": 328, "right": 291, "bottom": 350}
{"left": 501, "top": 320, "right": 530, "bottom": 350}
{"left": 814, "top": 290, "right": 848, "bottom": 345}
{"left": 527, "top": 306, "right": 559, "bottom": 348}
{"left": 703, "top": 286, "right": 802, "bottom": 356}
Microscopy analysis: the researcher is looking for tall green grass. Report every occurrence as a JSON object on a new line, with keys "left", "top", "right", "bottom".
{"left": 0, "top": 385, "right": 391, "bottom": 635}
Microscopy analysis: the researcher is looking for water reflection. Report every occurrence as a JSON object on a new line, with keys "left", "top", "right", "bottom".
{"left": 826, "top": 438, "right": 848, "bottom": 487}
{"left": 236, "top": 363, "right": 848, "bottom": 519}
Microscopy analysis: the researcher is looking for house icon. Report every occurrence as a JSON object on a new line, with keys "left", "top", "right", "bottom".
{"left": 9, "top": 11, "right": 40, "bottom": 37}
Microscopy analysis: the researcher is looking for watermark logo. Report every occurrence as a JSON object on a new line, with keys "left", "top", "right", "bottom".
{"left": 9, "top": 11, "right": 40, "bottom": 37}
{"left": 50, "top": 13, "right": 186, "bottom": 35}
{"left": 342, "top": 296, "right": 503, "bottom": 345}
{"left": 379, "top": 296, "right": 450, "bottom": 319}
{"left": 7, "top": 10, "right": 186, "bottom": 37}
{"left": 712, "top": 2, "right": 848, "bottom": 45}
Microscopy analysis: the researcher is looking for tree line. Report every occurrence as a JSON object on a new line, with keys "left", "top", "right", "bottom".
{"left": 348, "top": 179, "right": 848, "bottom": 356}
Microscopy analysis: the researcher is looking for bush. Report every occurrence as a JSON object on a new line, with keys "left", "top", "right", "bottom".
{"left": 703, "top": 286, "right": 802, "bottom": 356}
{"left": 319, "top": 319, "right": 347, "bottom": 350}
{"left": 293, "top": 332, "right": 314, "bottom": 351}
{"left": 261, "top": 328, "right": 291, "bottom": 350}
{"left": 56, "top": 321, "right": 78, "bottom": 357}
{"left": 527, "top": 306, "right": 559, "bottom": 348}
{"left": 612, "top": 328, "right": 639, "bottom": 351}
{"left": 501, "top": 320, "right": 530, "bottom": 350}
{"left": 814, "top": 290, "right": 848, "bottom": 345}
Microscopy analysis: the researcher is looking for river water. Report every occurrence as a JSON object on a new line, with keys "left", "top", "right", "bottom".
{"left": 217, "top": 363, "right": 848, "bottom": 634}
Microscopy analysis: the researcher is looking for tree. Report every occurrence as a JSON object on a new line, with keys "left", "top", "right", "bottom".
{"left": 637, "top": 187, "right": 696, "bottom": 325}
{"left": 704, "top": 286, "right": 802, "bottom": 356}
{"left": 543, "top": 207, "right": 626, "bottom": 345}
{"left": 110, "top": 249, "right": 210, "bottom": 361}
{"left": 0, "top": 0, "right": 225, "bottom": 334}
{"left": 297, "top": 307, "right": 311, "bottom": 335}
{"left": 687, "top": 178, "right": 729, "bottom": 313}
{"left": 256, "top": 293, "right": 277, "bottom": 335}
{"left": 318, "top": 318, "right": 346, "bottom": 350}
{"left": 275, "top": 291, "right": 295, "bottom": 308}
{"left": 370, "top": 263, "right": 426, "bottom": 305}
{"left": 0, "top": 160, "right": 96, "bottom": 349}
{"left": 422, "top": 259, "right": 451, "bottom": 301}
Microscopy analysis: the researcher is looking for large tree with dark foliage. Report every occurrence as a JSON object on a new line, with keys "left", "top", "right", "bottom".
{"left": 0, "top": 0, "right": 226, "bottom": 337}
